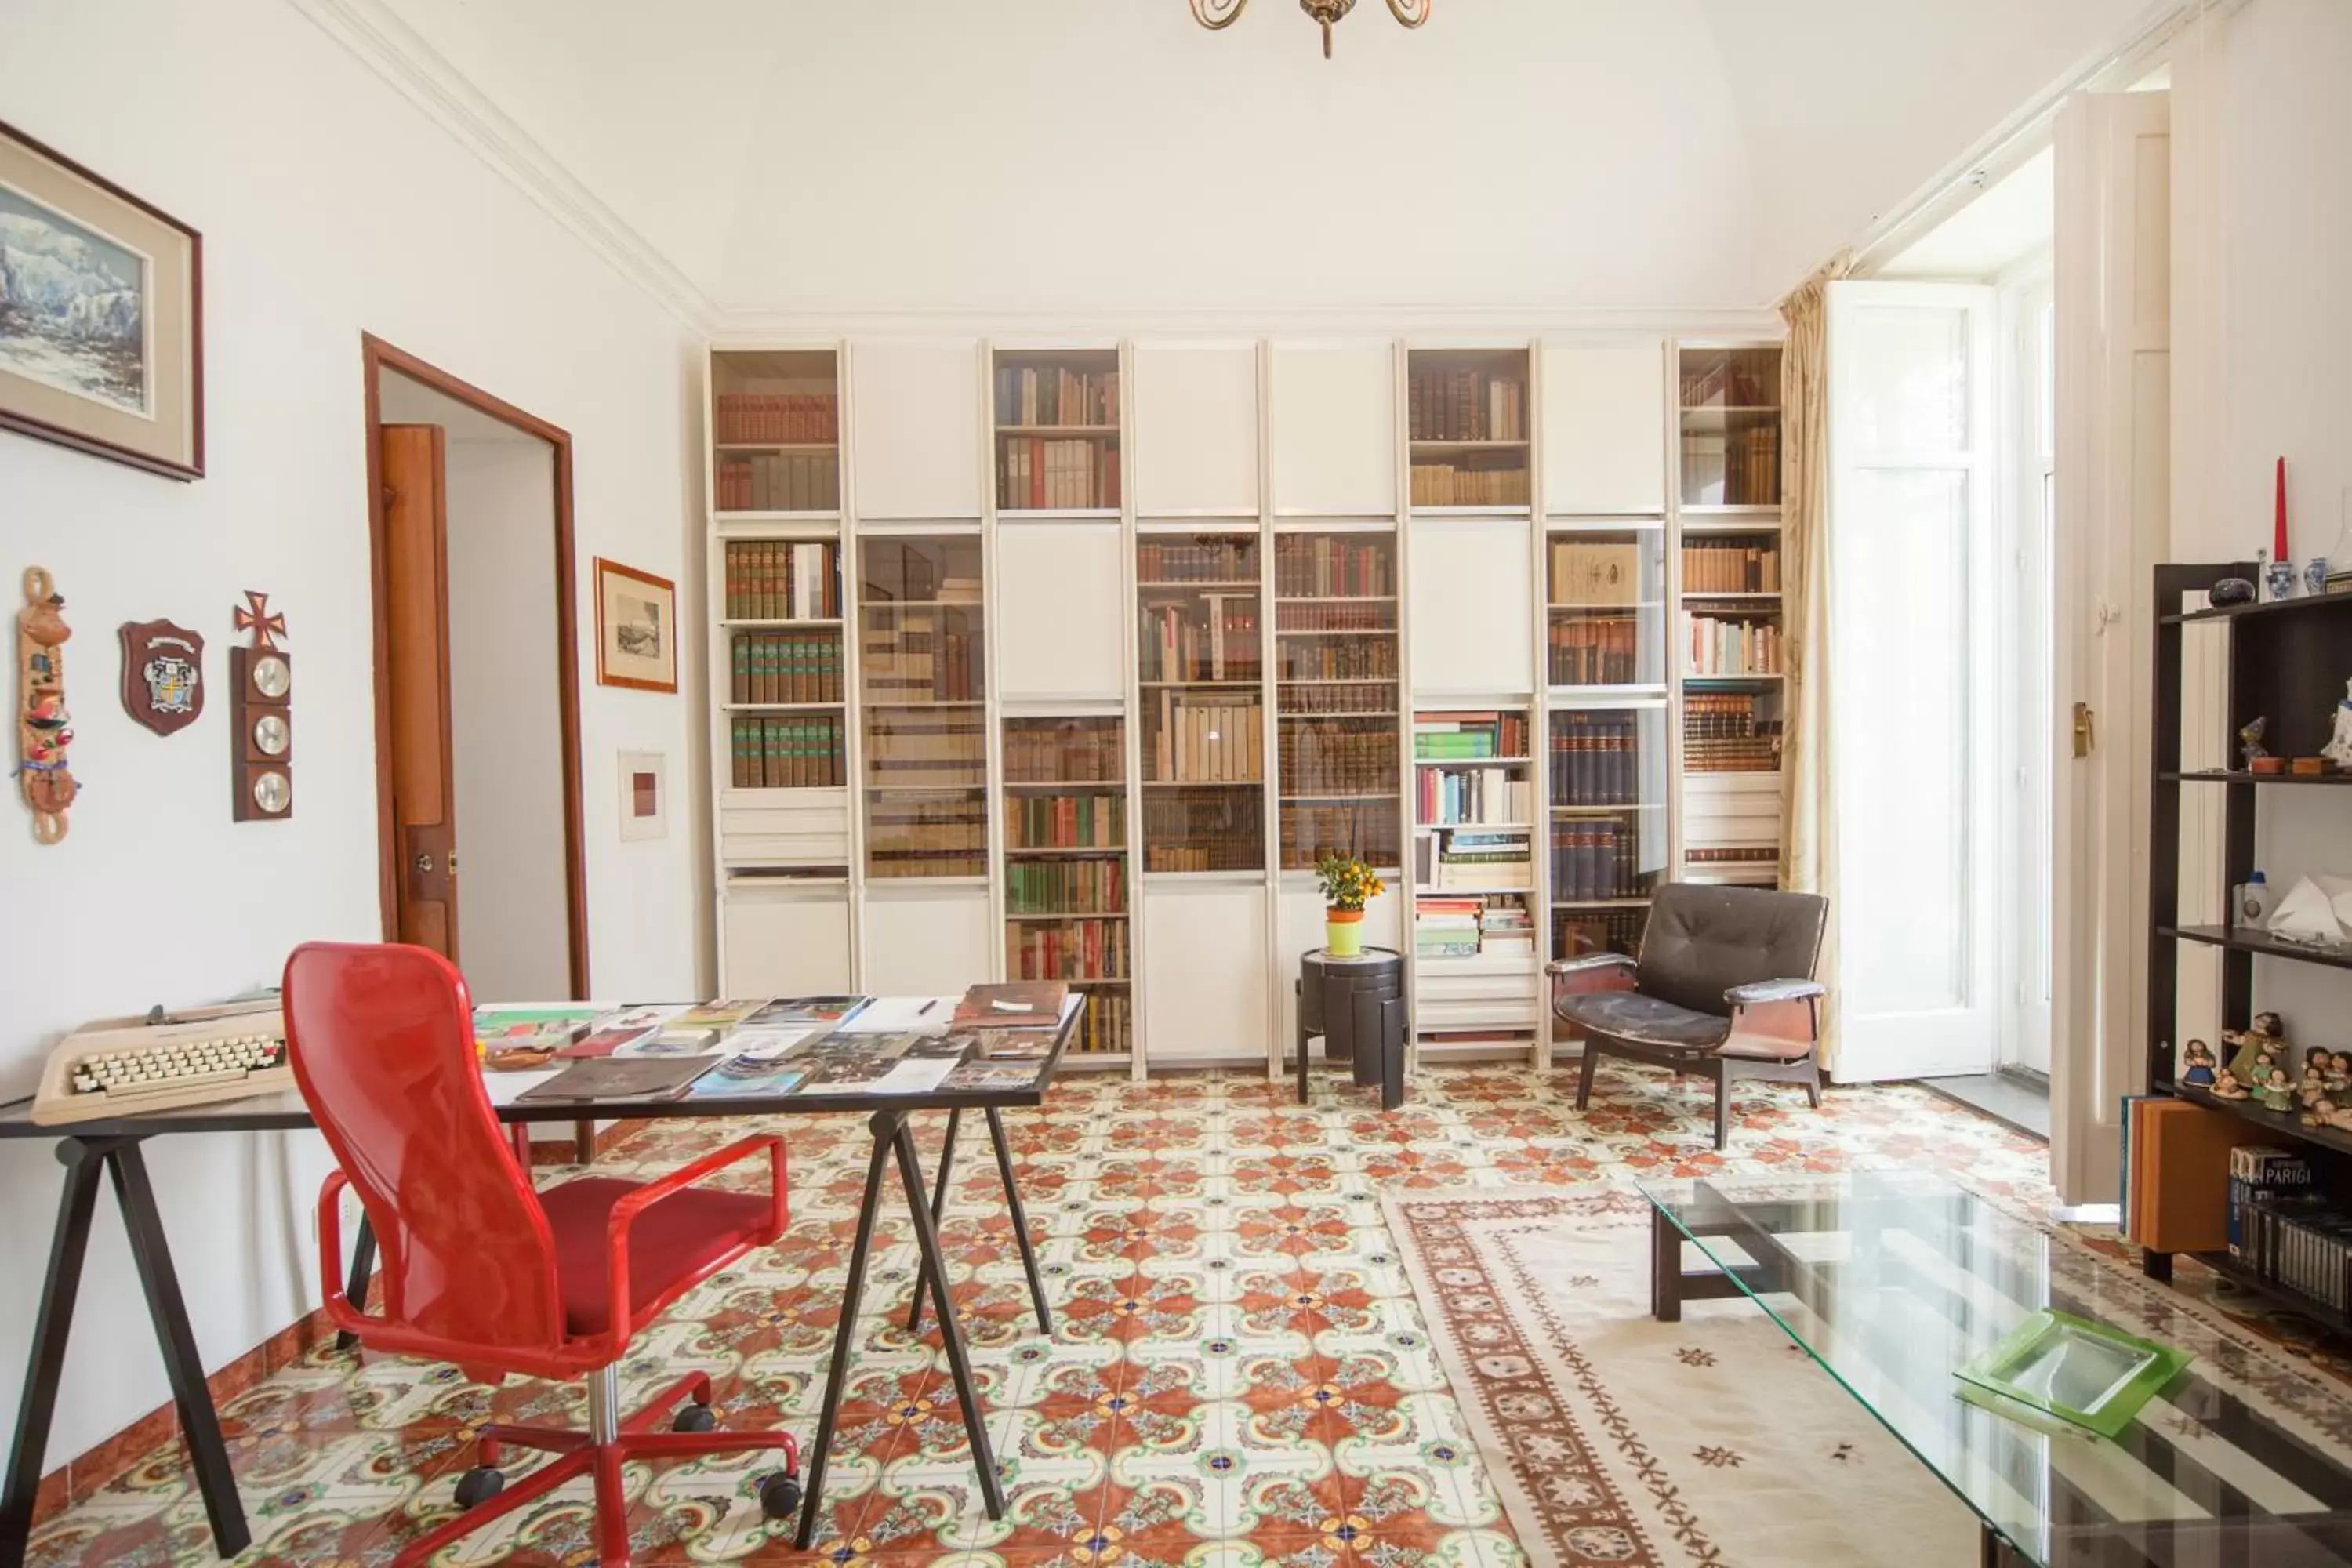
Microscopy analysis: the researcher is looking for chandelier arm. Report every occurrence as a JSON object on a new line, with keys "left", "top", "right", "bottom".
{"left": 1383, "top": 0, "right": 1432, "bottom": 26}
{"left": 1190, "top": 0, "right": 1250, "bottom": 28}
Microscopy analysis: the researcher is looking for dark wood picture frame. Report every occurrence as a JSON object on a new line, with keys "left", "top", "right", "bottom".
{"left": 593, "top": 557, "right": 681, "bottom": 695}
{"left": 0, "top": 118, "right": 204, "bottom": 480}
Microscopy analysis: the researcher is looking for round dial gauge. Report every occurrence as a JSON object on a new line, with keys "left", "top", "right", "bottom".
{"left": 251, "top": 654, "right": 291, "bottom": 699}
{"left": 252, "top": 713, "right": 290, "bottom": 757}
{"left": 252, "top": 771, "right": 291, "bottom": 815}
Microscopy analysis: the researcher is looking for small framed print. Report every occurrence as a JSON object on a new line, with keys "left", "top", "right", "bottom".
{"left": 618, "top": 750, "right": 666, "bottom": 841}
{"left": 0, "top": 118, "right": 203, "bottom": 480}
{"left": 593, "top": 557, "right": 677, "bottom": 694}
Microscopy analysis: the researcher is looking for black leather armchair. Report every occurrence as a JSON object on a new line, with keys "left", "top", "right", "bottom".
{"left": 1547, "top": 884, "right": 1828, "bottom": 1149}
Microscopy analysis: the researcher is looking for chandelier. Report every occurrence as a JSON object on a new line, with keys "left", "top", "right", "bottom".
{"left": 1190, "top": 0, "right": 1432, "bottom": 59}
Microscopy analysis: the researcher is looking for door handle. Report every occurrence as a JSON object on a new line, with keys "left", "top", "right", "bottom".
{"left": 2072, "top": 702, "right": 2096, "bottom": 758}
{"left": 413, "top": 852, "right": 435, "bottom": 875}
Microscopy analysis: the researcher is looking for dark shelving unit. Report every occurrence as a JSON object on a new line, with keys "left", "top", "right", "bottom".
{"left": 2143, "top": 563, "right": 2352, "bottom": 1331}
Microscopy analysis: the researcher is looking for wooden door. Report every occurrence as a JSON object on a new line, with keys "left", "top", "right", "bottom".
{"left": 379, "top": 423, "right": 460, "bottom": 960}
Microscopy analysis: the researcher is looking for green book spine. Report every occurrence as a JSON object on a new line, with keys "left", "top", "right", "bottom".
{"left": 731, "top": 636, "right": 750, "bottom": 705}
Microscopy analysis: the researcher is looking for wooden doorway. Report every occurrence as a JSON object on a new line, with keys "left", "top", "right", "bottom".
{"left": 361, "top": 335, "right": 590, "bottom": 996}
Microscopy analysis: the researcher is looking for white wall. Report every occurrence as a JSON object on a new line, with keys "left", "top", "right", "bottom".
{"left": 0, "top": 0, "right": 706, "bottom": 1464}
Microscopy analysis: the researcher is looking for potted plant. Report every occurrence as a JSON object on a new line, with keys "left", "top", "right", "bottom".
{"left": 1314, "top": 854, "right": 1383, "bottom": 958}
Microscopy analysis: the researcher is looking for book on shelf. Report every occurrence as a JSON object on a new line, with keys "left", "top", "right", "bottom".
{"left": 1070, "top": 991, "right": 1131, "bottom": 1054}
{"left": 1429, "top": 827, "right": 1534, "bottom": 891}
{"left": 1137, "top": 539, "right": 1254, "bottom": 583}
{"left": 1684, "top": 847, "right": 1777, "bottom": 866}
{"left": 1277, "top": 637, "right": 1395, "bottom": 682}
{"left": 1413, "top": 894, "right": 1530, "bottom": 958}
{"left": 1682, "top": 424, "right": 1780, "bottom": 506}
{"left": 995, "top": 365, "right": 1119, "bottom": 428}
{"left": 1683, "top": 615, "right": 1784, "bottom": 677}
{"left": 717, "top": 452, "right": 840, "bottom": 513}
{"left": 1554, "top": 906, "right": 1646, "bottom": 961}
{"left": 1549, "top": 541, "right": 1641, "bottom": 607}
{"left": 1407, "top": 366, "right": 1527, "bottom": 442}
{"left": 1549, "top": 713, "right": 1644, "bottom": 806}
{"left": 1004, "top": 724, "right": 1123, "bottom": 784}
{"left": 1547, "top": 615, "right": 1643, "bottom": 686}
{"left": 862, "top": 611, "right": 983, "bottom": 702}
{"left": 1280, "top": 800, "right": 1399, "bottom": 871}
{"left": 1409, "top": 461, "right": 1530, "bottom": 509}
{"left": 1683, "top": 694, "right": 1781, "bottom": 773}
{"left": 1006, "top": 919, "right": 1130, "bottom": 983}
{"left": 864, "top": 709, "right": 986, "bottom": 786}
{"left": 2227, "top": 1145, "right": 2314, "bottom": 1258}
{"left": 715, "top": 391, "right": 838, "bottom": 445}
{"left": 1001, "top": 437, "right": 1120, "bottom": 510}
{"left": 1679, "top": 356, "right": 1776, "bottom": 408}
{"left": 723, "top": 541, "right": 840, "bottom": 620}
{"left": 866, "top": 793, "right": 988, "bottom": 877}
{"left": 1682, "top": 541, "right": 1782, "bottom": 593}
{"left": 1417, "top": 767, "right": 1534, "bottom": 826}
{"left": 1141, "top": 594, "right": 1260, "bottom": 684}
{"left": 1277, "top": 601, "right": 1393, "bottom": 633}
{"left": 1008, "top": 791, "right": 1124, "bottom": 849}
{"left": 1276, "top": 718, "right": 1396, "bottom": 796}
{"left": 1150, "top": 691, "right": 1263, "bottom": 783}
{"left": 1280, "top": 682, "right": 1394, "bottom": 715}
{"left": 731, "top": 715, "right": 846, "bottom": 789}
{"left": 1275, "top": 535, "right": 1391, "bottom": 598}
{"left": 1142, "top": 788, "right": 1261, "bottom": 873}
{"left": 1413, "top": 712, "right": 1528, "bottom": 760}
{"left": 862, "top": 544, "right": 982, "bottom": 606}
{"left": 731, "top": 633, "right": 844, "bottom": 705}
{"left": 1550, "top": 815, "right": 1650, "bottom": 902}
{"left": 1005, "top": 858, "right": 1126, "bottom": 915}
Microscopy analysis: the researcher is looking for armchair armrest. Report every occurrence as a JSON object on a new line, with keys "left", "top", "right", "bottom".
{"left": 602, "top": 1133, "right": 786, "bottom": 1344}
{"left": 316, "top": 1170, "right": 363, "bottom": 1331}
{"left": 1723, "top": 978, "right": 1824, "bottom": 1007}
{"left": 1545, "top": 953, "right": 1638, "bottom": 980}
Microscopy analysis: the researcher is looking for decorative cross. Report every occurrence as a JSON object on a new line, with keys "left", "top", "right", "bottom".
{"left": 234, "top": 590, "right": 287, "bottom": 652}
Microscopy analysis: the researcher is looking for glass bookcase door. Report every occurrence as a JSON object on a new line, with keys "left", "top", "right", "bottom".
{"left": 1678, "top": 347, "right": 1782, "bottom": 510}
{"left": 1548, "top": 702, "right": 1669, "bottom": 962}
{"left": 859, "top": 536, "right": 988, "bottom": 878}
{"left": 1545, "top": 528, "right": 1667, "bottom": 692}
{"left": 993, "top": 348, "right": 1122, "bottom": 514}
{"left": 1002, "top": 714, "right": 1130, "bottom": 1056}
{"left": 1138, "top": 533, "right": 1265, "bottom": 873}
{"left": 1275, "top": 531, "right": 1399, "bottom": 872}
{"left": 711, "top": 349, "right": 840, "bottom": 515}
{"left": 1406, "top": 348, "right": 1532, "bottom": 510}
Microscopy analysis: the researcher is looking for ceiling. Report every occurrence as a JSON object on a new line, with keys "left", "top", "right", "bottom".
{"left": 365, "top": 0, "right": 2151, "bottom": 320}
{"left": 1878, "top": 147, "right": 2056, "bottom": 280}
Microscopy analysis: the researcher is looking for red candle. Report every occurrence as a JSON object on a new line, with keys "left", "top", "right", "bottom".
{"left": 2276, "top": 456, "right": 2288, "bottom": 560}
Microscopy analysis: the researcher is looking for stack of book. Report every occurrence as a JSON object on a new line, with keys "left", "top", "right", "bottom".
{"left": 1277, "top": 600, "right": 1392, "bottom": 633}
{"left": 731, "top": 633, "right": 844, "bottom": 705}
{"left": 1004, "top": 722, "right": 1122, "bottom": 783}
{"left": 1548, "top": 615, "right": 1643, "bottom": 685}
{"left": 1278, "top": 637, "right": 1394, "bottom": 681}
{"left": 1682, "top": 426, "right": 1780, "bottom": 506}
{"left": 1682, "top": 541, "right": 1781, "bottom": 593}
{"left": 1683, "top": 694, "right": 1780, "bottom": 773}
{"left": 1420, "top": 827, "right": 1532, "bottom": 890}
{"left": 1006, "top": 920, "right": 1129, "bottom": 982}
{"left": 1000, "top": 438, "right": 1119, "bottom": 510}
{"left": 1552, "top": 817, "right": 1647, "bottom": 901}
{"left": 715, "top": 392, "right": 838, "bottom": 444}
{"left": 1415, "top": 712, "right": 1527, "bottom": 760}
{"left": 864, "top": 710, "right": 985, "bottom": 784}
{"left": 866, "top": 794, "right": 987, "bottom": 877}
{"left": 723, "top": 541, "right": 839, "bottom": 619}
{"left": 1280, "top": 800, "right": 1399, "bottom": 871}
{"left": 1142, "top": 789, "right": 1261, "bottom": 873}
{"left": 862, "top": 610, "right": 982, "bottom": 702}
{"left": 730, "top": 716, "right": 846, "bottom": 788}
{"left": 994, "top": 365, "right": 1118, "bottom": 426}
{"left": 1479, "top": 902, "right": 1537, "bottom": 955}
{"left": 1409, "top": 460, "right": 1530, "bottom": 509}
{"left": 1074, "top": 991, "right": 1131, "bottom": 1054}
{"left": 1007, "top": 792, "right": 1123, "bottom": 849}
{"left": 1141, "top": 594, "right": 1259, "bottom": 682}
{"left": 1277, "top": 718, "right": 1395, "bottom": 795}
{"left": 1683, "top": 614, "right": 1784, "bottom": 677}
{"left": 1138, "top": 539, "right": 1253, "bottom": 582}
{"left": 1275, "top": 535, "right": 1390, "bottom": 597}
{"left": 1280, "top": 683, "right": 1392, "bottom": 716}
{"left": 1005, "top": 858, "right": 1123, "bottom": 915}
{"left": 1417, "top": 768, "right": 1532, "bottom": 826}
{"left": 717, "top": 452, "right": 839, "bottom": 513}
{"left": 1409, "top": 368, "right": 1527, "bottom": 441}
{"left": 1549, "top": 714, "right": 1643, "bottom": 806}
{"left": 1414, "top": 897, "right": 1484, "bottom": 958}
{"left": 1149, "top": 692, "right": 1263, "bottom": 782}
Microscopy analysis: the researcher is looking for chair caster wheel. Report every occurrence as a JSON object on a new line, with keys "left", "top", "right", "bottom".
{"left": 455, "top": 1465, "right": 505, "bottom": 1509}
{"left": 760, "top": 1473, "right": 803, "bottom": 1521}
{"left": 672, "top": 1403, "right": 717, "bottom": 1433}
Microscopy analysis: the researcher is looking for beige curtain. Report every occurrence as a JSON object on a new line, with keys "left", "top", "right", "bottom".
{"left": 1779, "top": 255, "right": 1848, "bottom": 1070}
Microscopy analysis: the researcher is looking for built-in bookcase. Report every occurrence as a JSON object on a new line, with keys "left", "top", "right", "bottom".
{"left": 1138, "top": 532, "right": 1265, "bottom": 873}
{"left": 1678, "top": 347, "right": 1781, "bottom": 510}
{"left": 994, "top": 347, "right": 1121, "bottom": 514}
{"left": 859, "top": 536, "right": 989, "bottom": 879}
{"left": 1407, "top": 347, "right": 1531, "bottom": 510}
{"left": 1411, "top": 707, "right": 1539, "bottom": 1047}
{"left": 1275, "top": 530, "right": 1400, "bottom": 872}
{"left": 713, "top": 350, "right": 841, "bottom": 516}
{"left": 1002, "top": 714, "right": 1131, "bottom": 1056}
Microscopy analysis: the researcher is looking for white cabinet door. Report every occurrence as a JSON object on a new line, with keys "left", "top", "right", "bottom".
{"left": 1408, "top": 518, "right": 1535, "bottom": 694}
{"left": 998, "top": 522, "right": 1124, "bottom": 700}
{"left": 1541, "top": 339, "right": 1666, "bottom": 514}
{"left": 863, "top": 887, "right": 993, "bottom": 996}
{"left": 1275, "top": 881, "right": 1400, "bottom": 1049}
{"left": 851, "top": 339, "right": 982, "bottom": 519}
{"left": 1142, "top": 881, "right": 1269, "bottom": 1062}
{"left": 722, "top": 886, "right": 852, "bottom": 996}
{"left": 1270, "top": 341, "right": 1397, "bottom": 516}
{"left": 1134, "top": 341, "right": 1260, "bottom": 514}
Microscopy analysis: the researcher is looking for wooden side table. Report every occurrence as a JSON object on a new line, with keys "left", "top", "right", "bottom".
{"left": 1294, "top": 947, "right": 1407, "bottom": 1109}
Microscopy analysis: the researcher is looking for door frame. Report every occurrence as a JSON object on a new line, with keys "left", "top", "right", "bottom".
{"left": 361, "top": 333, "right": 590, "bottom": 997}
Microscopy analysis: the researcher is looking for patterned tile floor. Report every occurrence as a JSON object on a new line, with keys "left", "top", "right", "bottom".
{"left": 29, "top": 1062, "right": 2055, "bottom": 1567}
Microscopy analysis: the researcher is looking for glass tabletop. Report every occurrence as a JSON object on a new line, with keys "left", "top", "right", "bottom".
{"left": 1637, "top": 1171, "right": 2352, "bottom": 1566}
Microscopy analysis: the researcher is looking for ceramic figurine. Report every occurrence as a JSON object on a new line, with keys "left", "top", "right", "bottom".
{"left": 2309, "top": 556, "right": 2332, "bottom": 598}
{"left": 2180, "top": 1039, "right": 2218, "bottom": 1090}
{"left": 2256, "top": 1011, "right": 2286, "bottom": 1039}
{"left": 2298, "top": 1050, "right": 2332, "bottom": 1107}
{"left": 2328, "top": 1103, "right": 2352, "bottom": 1133}
{"left": 2241, "top": 716, "right": 2270, "bottom": 767}
{"left": 2305, "top": 1098, "right": 2335, "bottom": 1129}
{"left": 2323, "top": 679, "right": 2352, "bottom": 772}
{"left": 2264, "top": 549, "right": 2299, "bottom": 604}
{"left": 2325, "top": 1056, "right": 2350, "bottom": 1098}
{"left": 2259, "top": 1068, "right": 2296, "bottom": 1113}
{"left": 2224, "top": 1024, "right": 2281, "bottom": 1092}
{"left": 2212, "top": 1067, "right": 2249, "bottom": 1101}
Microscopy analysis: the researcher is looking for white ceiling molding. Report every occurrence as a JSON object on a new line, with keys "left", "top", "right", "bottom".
{"left": 287, "top": 0, "right": 723, "bottom": 332}
{"left": 714, "top": 303, "right": 1784, "bottom": 343}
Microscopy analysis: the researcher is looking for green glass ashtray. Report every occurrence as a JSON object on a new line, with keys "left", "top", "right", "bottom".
{"left": 1955, "top": 1308, "right": 2191, "bottom": 1440}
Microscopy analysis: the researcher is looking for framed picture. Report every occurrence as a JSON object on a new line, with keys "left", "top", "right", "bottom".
{"left": 593, "top": 557, "right": 677, "bottom": 693}
{"left": 0, "top": 119, "right": 202, "bottom": 480}
{"left": 617, "top": 750, "right": 667, "bottom": 841}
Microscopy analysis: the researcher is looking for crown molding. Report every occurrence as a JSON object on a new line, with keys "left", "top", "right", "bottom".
{"left": 711, "top": 302, "right": 1784, "bottom": 343}
{"left": 289, "top": 0, "right": 722, "bottom": 333}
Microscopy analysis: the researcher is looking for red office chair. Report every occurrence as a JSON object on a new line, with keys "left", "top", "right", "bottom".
{"left": 283, "top": 942, "right": 800, "bottom": 1567}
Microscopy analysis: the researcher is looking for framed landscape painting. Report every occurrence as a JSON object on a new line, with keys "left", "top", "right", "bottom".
{"left": 0, "top": 120, "right": 202, "bottom": 479}
{"left": 593, "top": 558, "right": 678, "bottom": 693}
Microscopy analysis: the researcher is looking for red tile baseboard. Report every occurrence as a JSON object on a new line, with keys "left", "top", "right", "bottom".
{"left": 34, "top": 1117, "right": 650, "bottom": 1523}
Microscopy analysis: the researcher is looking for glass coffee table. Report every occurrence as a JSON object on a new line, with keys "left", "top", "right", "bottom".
{"left": 1638, "top": 1171, "right": 2352, "bottom": 1567}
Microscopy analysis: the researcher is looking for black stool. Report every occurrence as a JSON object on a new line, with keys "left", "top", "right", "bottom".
{"left": 1294, "top": 947, "right": 1407, "bottom": 1109}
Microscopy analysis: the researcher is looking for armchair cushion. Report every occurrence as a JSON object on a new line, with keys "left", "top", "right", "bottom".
{"left": 1638, "top": 886, "right": 1829, "bottom": 1018}
{"left": 540, "top": 1177, "right": 774, "bottom": 1336}
{"left": 1552, "top": 990, "right": 1732, "bottom": 1051}
{"left": 1724, "top": 978, "right": 1826, "bottom": 1007}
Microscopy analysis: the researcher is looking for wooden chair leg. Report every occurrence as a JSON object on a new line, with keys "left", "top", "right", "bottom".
{"left": 1804, "top": 1056, "right": 1823, "bottom": 1109}
{"left": 1574, "top": 1039, "right": 1601, "bottom": 1109}
{"left": 1712, "top": 1062, "right": 1731, "bottom": 1151}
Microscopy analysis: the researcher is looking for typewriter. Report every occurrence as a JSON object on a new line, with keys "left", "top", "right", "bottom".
{"left": 32, "top": 997, "right": 292, "bottom": 1125}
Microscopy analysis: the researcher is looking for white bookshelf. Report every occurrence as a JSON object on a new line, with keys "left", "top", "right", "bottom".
{"left": 702, "top": 331, "right": 1785, "bottom": 1080}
